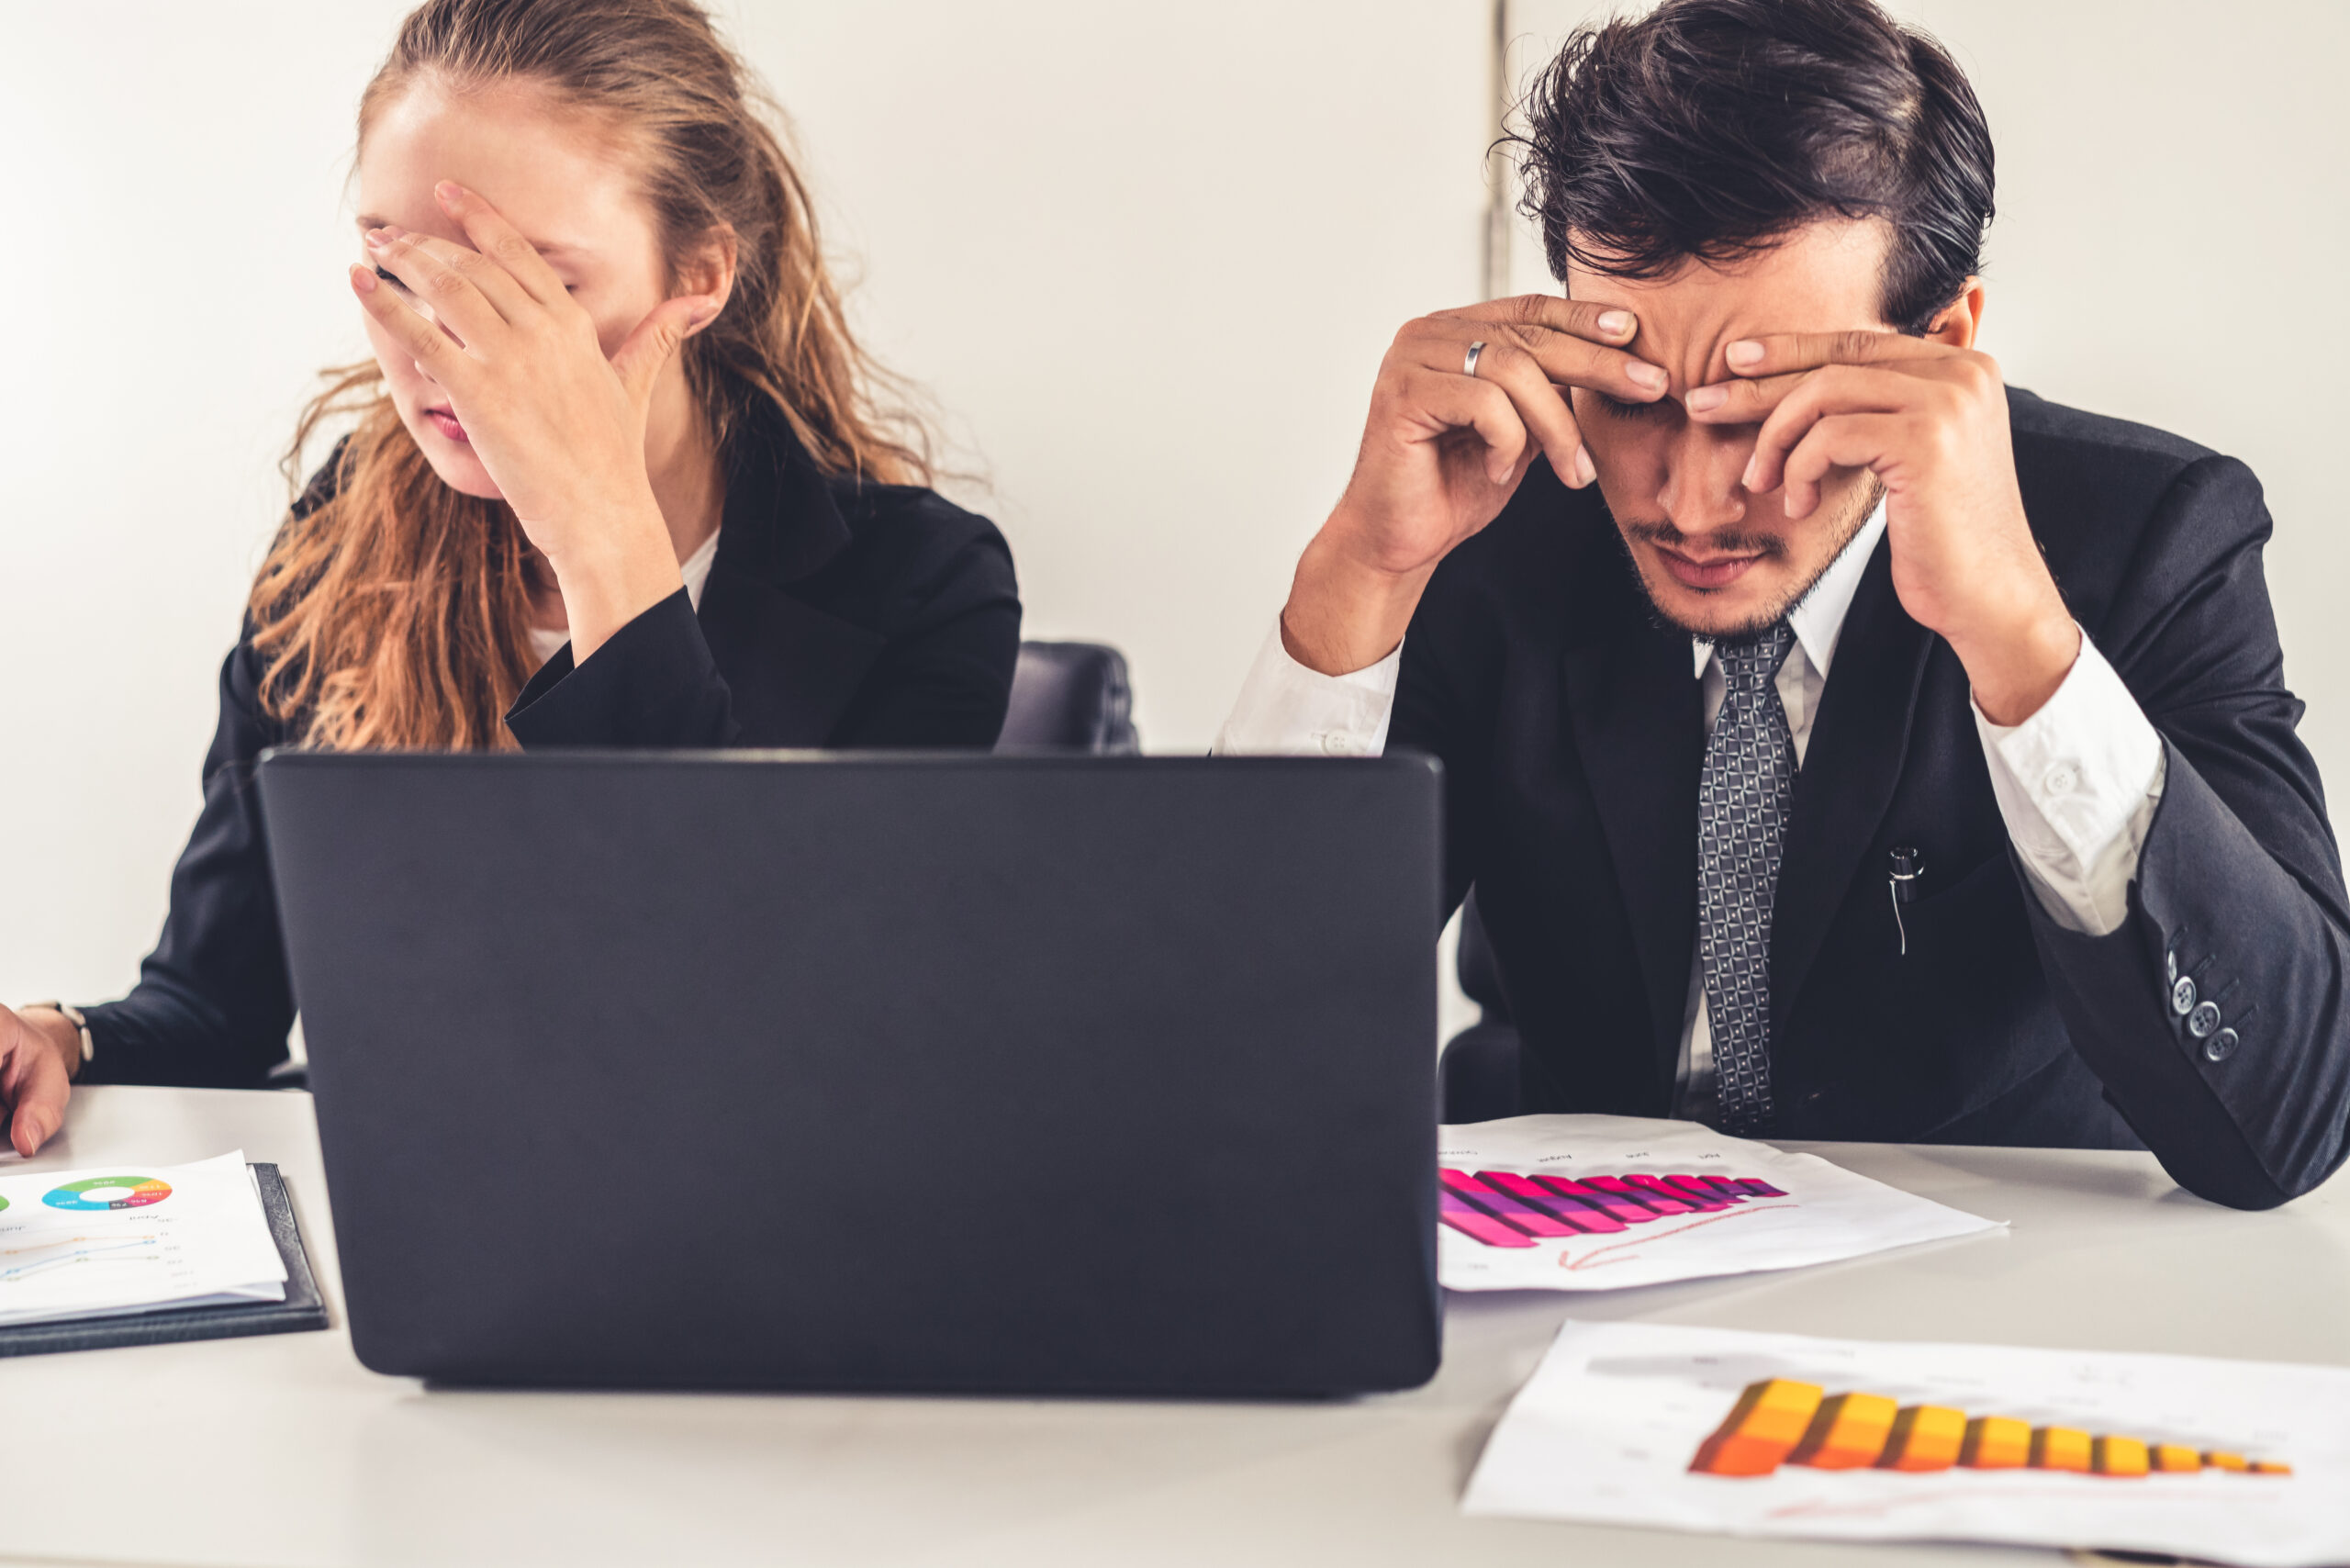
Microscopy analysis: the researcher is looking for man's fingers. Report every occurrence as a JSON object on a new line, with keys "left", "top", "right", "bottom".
{"left": 1437, "top": 293, "right": 1643, "bottom": 347}
{"left": 1404, "top": 336, "right": 1588, "bottom": 481}
{"left": 1723, "top": 329, "right": 1947, "bottom": 377}
{"left": 1404, "top": 319, "right": 1664, "bottom": 409}
{"left": 1394, "top": 367, "right": 1536, "bottom": 486}
{"left": 1740, "top": 365, "right": 1914, "bottom": 494}
{"left": 436, "top": 181, "right": 572, "bottom": 309}
{"left": 1775, "top": 412, "right": 1905, "bottom": 520}
{"left": 1684, "top": 371, "right": 1809, "bottom": 424}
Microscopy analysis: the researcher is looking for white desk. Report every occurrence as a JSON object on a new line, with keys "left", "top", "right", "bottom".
{"left": 3, "top": 1086, "right": 2344, "bottom": 1568}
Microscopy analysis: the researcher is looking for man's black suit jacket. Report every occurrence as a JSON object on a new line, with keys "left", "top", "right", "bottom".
{"left": 80, "top": 398, "right": 1021, "bottom": 1088}
{"left": 1401, "top": 388, "right": 2349, "bottom": 1210}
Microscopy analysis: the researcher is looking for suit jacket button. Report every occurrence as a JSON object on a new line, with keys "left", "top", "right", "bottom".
{"left": 2166, "top": 949, "right": 2178, "bottom": 983}
{"left": 2188, "top": 1001, "right": 2221, "bottom": 1038}
{"left": 2204, "top": 1027, "right": 2240, "bottom": 1063}
{"left": 2170, "top": 976, "right": 2197, "bottom": 1016}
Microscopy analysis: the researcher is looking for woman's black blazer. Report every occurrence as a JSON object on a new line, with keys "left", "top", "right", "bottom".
{"left": 80, "top": 400, "right": 1021, "bottom": 1087}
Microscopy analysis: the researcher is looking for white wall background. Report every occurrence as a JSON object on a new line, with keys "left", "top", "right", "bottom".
{"left": 2, "top": 1, "right": 2344, "bottom": 1023}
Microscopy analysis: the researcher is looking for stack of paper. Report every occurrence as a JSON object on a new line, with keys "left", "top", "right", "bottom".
{"left": 0, "top": 1151, "right": 288, "bottom": 1328}
{"left": 1463, "top": 1319, "right": 2350, "bottom": 1566}
{"left": 1437, "top": 1115, "right": 1999, "bottom": 1292}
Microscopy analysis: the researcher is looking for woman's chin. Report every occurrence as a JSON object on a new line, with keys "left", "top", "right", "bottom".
{"left": 414, "top": 437, "right": 504, "bottom": 501}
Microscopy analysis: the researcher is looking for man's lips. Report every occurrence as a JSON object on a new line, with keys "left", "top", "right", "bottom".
{"left": 424, "top": 407, "right": 469, "bottom": 444}
{"left": 1651, "top": 543, "right": 1764, "bottom": 590}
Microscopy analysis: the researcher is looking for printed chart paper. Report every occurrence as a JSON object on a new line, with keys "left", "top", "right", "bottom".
{"left": 1464, "top": 1319, "right": 2350, "bottom": 1567}
{"left": 1438, "top": 1115, "right": 1998, "bottom": 1292}
{"left": 0, "top": 1150, "right": 287, "bottom": 1327}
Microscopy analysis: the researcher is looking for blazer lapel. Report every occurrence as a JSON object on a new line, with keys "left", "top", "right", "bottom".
{"left": 696, "top": 567, "right": 885, "bottom": 746}
{"left": 692, "top": 400, "right": 887, "bottom": 746}
{"left": 1561, "top": 583, "right": 1706, "bottom": 1093}
{"left": 1770, "top": 539, "right": 1934, "bottom": 1030}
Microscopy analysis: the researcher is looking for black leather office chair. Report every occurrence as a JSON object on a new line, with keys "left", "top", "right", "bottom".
{"left": 996, "top": 641, "right": 1141, "bottom": 753}
{"left": 1438, "top": 890, "right": 1524, "bottom": 1123}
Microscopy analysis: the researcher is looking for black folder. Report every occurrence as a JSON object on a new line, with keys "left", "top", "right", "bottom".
{"left": 0, "top": 1163, "right": 330, "bottom": 1358}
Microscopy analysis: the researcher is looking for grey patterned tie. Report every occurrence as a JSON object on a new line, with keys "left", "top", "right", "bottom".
{"left": 1700, "top": 622, "right": 1796, "bottom": 1136}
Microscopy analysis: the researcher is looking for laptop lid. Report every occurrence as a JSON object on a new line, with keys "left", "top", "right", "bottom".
{"left": 260, "top": 751, "right": 1443, "bottom": 1395}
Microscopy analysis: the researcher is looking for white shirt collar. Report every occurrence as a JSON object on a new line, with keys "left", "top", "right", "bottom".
{"left": 1691, "top": 498, "right": 1888, "bottom": 678}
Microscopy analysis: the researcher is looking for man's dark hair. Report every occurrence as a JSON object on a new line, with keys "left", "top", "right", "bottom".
{"left": 1516, "top": 0, "right": 1995, "bottom": 334}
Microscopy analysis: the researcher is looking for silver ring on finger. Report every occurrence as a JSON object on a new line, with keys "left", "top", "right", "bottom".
{"left": 1463, "top": 341, "right": 1487, "bottom": 378}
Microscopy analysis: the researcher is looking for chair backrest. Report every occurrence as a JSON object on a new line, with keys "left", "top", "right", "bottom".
{"left": 1438, "top": 888, "right": 1524, "bottom": 1123}
{"left": 998, "top": 642, "right": 1141, "bottom": 754}
{"left": 1457, "top": 888, "right": 1512, "bottom": 1022}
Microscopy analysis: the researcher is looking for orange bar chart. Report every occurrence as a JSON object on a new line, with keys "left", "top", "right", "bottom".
{"left": 1690, "top": 1379, "right": 2292, "bottom": 1480}
{"left": 1688, "top": 1379, "right": 1823, "bottom": 1476}
{"left": 1879, "top": 1405, "right": 1965, "bottom": 1471}
{"left": 1962, "top": 1415, "right": 2031, "bottom": 1470}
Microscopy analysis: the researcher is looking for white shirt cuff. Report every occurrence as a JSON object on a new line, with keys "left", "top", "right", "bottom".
{"left": 1973, "top": 630, "right": 2166, "bottom": 935}
{"left": 1213, "top": 622, "right": 1400, "bottom": 756}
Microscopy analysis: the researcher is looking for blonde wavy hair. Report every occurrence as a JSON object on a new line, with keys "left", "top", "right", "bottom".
{"left": 250, "top": 0, "right": 928, "bottom": 750}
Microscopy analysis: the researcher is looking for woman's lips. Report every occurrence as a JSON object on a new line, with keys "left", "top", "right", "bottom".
{"left": 1654, "top": 544, "right": 1762, "bottom": 590}
{"left": 425, "top": 408, "right": 469, "bottom": 444}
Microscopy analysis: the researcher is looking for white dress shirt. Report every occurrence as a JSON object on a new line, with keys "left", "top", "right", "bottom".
{"left": 1214, "top": 503, "right": 2169, "bottom": 1125}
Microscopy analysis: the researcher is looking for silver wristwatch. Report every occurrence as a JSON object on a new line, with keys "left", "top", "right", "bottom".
{"left": 25, "top": 1002, "right": 94, "bottom": 1070}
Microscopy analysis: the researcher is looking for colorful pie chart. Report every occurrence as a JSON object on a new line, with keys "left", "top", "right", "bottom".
{"left": 43, "top": 1176, "right": 173, "bottom": 1212}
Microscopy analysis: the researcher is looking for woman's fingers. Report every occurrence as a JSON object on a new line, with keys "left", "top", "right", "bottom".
{"left": 610, "top": 294, "right": 722, "bottom": 409}
{"left": 436, "top": 181, "right": 573, "bottom": 308}
{"left": 1, "top": 1013, "right": 71, "bottom": 1158}
{"left": 349, "top": 263, "right": 465, "bottom": 378}
{"left": 362, "top": 226, "right": 515, "bottom": 345}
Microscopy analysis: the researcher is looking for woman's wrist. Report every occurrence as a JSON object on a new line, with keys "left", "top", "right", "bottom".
{"left": 18, "top": 1006, "right": 86, "bottom": 1082}
{"left": 543, "top": 500, "right": 688, "bottom": 663}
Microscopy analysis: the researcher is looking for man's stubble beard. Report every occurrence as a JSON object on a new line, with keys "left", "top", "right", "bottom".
{"left": 1613, "top": 476, "right": 1886, "bottom": 641}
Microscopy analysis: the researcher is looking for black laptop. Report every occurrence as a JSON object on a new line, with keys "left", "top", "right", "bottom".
{"left": 259, "top": 751, "right": 1443, "bottom": 1396}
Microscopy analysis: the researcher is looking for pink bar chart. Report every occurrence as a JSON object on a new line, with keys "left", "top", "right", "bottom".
{"left": 1439, "top": 1168, "right": 1790, "bottom": 1249}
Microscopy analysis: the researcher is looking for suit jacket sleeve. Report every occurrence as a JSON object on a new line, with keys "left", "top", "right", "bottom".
{"left": 1390, "top": 558, "right": 1505, "bottom": 922}
{"left": 77, "top": 635, "right": 297, "bottom": 1087}
{"left": 502, "top": 532, "right": 1021, "bottom": 751}
{"left": 2029, "top": 454, "right": 2350, "bottom": 1207}
{"left": 503, "top": 589, "right": 734, "bottom": 748}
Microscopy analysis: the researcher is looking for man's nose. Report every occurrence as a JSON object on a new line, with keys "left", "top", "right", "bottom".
{"left": 1654, "top": 420, "right": 1753, "bottom": 538}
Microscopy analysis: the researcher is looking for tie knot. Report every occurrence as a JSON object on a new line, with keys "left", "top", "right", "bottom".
{"left": 1715, "top": 622, "right": 1795, "bottom": 691}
